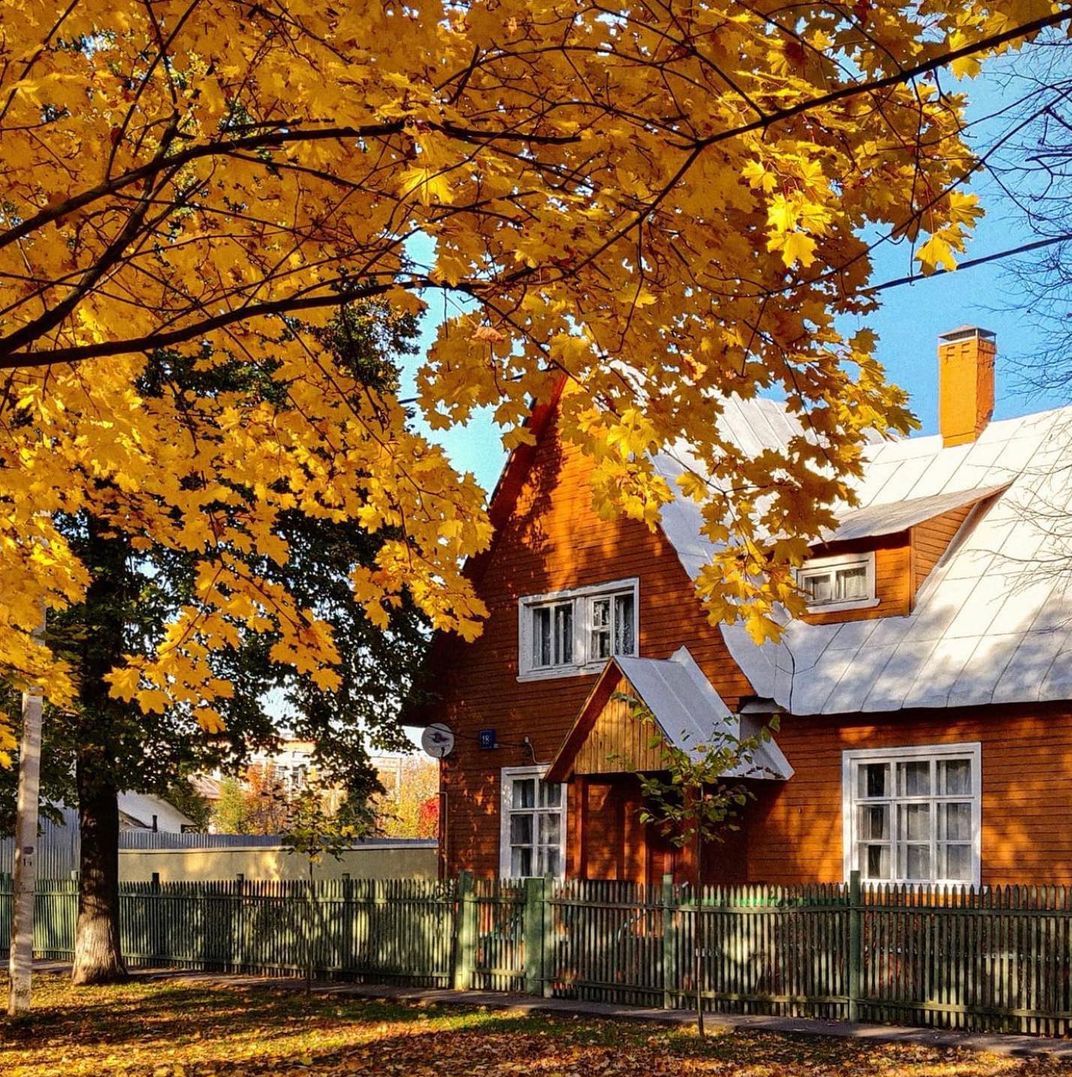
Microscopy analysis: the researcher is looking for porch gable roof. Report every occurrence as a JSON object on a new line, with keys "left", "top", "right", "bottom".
{"left": 545, "top": 645, "right": 792, "bottom": 783}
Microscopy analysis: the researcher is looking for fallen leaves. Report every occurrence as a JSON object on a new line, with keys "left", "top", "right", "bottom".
{"left": 1, "top": 972, "right": 1069, "bottom": 1077}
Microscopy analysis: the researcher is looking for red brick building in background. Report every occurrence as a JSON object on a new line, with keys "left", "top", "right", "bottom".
{"left": 418, "top": 328, "right": 1072, "bottom": 889}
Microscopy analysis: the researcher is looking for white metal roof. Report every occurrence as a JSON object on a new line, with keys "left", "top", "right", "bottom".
{"left": 115, "top": 791, "right": 196, "bottom": 833}
{"left": 818, "top": 484, "right": 1009, "bottom": 544}
{"left": 615, "top": 647, "right": 793, "bottom": 779}
{"left": 654, "top": 400, "right": 1072, "bottom": 714}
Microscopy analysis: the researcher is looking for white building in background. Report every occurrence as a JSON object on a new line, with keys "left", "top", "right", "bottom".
{"left": 1, "top": 793, "right": 195, "bottom": 877}
{"left": 116, "top": 792, "right": 195, "bottom": 833}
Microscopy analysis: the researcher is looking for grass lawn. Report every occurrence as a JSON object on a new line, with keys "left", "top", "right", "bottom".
{"left": 2, "top": 972, "right": 1070, "bottom": 1077}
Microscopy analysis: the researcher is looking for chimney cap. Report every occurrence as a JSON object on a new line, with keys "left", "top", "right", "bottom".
{"left": 939, "top": 326, "right": 996, "bottom": 343}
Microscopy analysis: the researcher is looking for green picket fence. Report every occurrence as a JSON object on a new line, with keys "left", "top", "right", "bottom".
{"left": 6, "top": 873, "right": 1072, "bottom": 1036}
{"left": 468, "top": 877, "right": 525, "bottom": 992}
{"left": 0, "top": 876, "right": 456, "bottom": 985}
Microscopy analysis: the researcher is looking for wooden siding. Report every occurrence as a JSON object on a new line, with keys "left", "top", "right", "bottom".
{"left": 570, "top": 702, "right": 1072, "bottom": 888}
{"left": 428, "top": 405, "right": 1067, "bottom": 888}
{"left": 428, "top": 415, "right": 755, "bottom": 878}
{"left": 572, "top": 676, "right": 667, "bottom": 776}
{"left": 911, "top": 503, "right": 975, "bottom": 592}
{"left": 579, "top": 780, "right": 625, "bottom": 879}
{"left": 804, "top": 500, "right": 977, "bottom": 626}
{"left": 746, "top": 702, "right": 1072, "bottom": 887}
{"left": 802, "top": 535, "right": 912, "bottom": 624}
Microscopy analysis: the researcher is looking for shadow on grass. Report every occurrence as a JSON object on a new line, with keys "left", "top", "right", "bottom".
{"left": 1, "top": 973, "right": 1066, "bottom": 1077}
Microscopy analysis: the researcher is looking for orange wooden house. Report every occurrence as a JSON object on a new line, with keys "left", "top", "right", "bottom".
{"left": 418, "top": 327, "right": 1072, "bottom": 888}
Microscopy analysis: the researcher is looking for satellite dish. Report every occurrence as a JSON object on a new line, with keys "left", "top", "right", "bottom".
{"left": 421, "top": 723, "right": 455, "bottom": 759}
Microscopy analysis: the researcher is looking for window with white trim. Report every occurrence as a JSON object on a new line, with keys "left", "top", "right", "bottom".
{"left": 843, "top": 743, "right": 981, "bottom": 886}
{"left": 518, "top": 579, "right": 638, "bottom": 680}
{"left": 798, "top": 552, "right": 876, "bottom": 612}
{"left": 500, "top": 766, "right": 565, "bottom": 877}
{"left": 531, "top": 600, "right": 573, "bottom": 669}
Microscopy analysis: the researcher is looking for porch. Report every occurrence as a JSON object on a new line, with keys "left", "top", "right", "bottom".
{"left": 545, "top": 646, "right": 792, "bottom": 887}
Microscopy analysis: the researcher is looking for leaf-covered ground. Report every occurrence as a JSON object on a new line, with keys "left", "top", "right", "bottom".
{"left": 2, "top": 972, "right": 1071, "bottom": 1077}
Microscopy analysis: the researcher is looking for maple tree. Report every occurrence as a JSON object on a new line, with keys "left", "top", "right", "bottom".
{"left": 0, "top": 302, "right": 430, "bottom": 984}
{"left": 375, "top": 756, "right": 440, "bottom": 839}
{"left": 210, "top": 768, "right": 293, "bottom": 835}
{"left": 1, "top": 0, "right": 1069, "bottom": 752}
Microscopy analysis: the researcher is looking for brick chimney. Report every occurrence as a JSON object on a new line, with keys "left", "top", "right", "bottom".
{"left": 938, "top": 326, "right": 995, "bottom": 447}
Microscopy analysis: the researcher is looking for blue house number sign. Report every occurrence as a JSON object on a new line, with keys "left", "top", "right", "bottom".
{"left": 478, "top": 728, "right": 497, "bottom": 750}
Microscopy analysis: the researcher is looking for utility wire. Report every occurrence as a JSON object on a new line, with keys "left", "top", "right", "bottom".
{"left": 393, "top": 233, "right": 1072, "bottom": 402}
{"left": 867, "top": 231, "right": 1072, "bottom": 293}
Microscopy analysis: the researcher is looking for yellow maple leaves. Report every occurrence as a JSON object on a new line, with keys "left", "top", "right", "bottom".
{"left": 915, "top": 192, "right": 986, "bottom": 274}
{"left": 398, "top": 166, "right": 456, "bottom": 207}
{"left": 0, "top": 0, "right": 1061, "bottom": 733}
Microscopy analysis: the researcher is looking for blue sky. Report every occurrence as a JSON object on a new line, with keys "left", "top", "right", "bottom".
{"left": 403, "top": 55, "right": 1060, "bottom": 495}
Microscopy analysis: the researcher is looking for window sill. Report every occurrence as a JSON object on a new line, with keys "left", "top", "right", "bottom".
{"left": 806, "top": 597, "right": 880, "bottom": 615}
{"left": 517, "top": 659, "right": 627, "bottom": 684}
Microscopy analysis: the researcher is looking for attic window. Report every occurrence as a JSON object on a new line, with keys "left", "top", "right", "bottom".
{"left": 798, "top": 551, "right": 877, "bottom": 612}
{"left": 518, "top": 579, "right": 638, "bottom": 681}
{"left": 532, "top": 601, "right": 573, "bottom": 668}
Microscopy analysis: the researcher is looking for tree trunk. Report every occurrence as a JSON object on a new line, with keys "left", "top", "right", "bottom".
{"left": 7, "top": 682, "right": 43, "bottom": 1015}
{"left": 71, "top": 518, "right": 130, "bottom": 986}
{"left": 71, "top": 761, "right": 127, "bottom": 985}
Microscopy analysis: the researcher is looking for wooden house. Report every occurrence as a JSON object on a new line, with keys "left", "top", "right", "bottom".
{"left": 418, "top": 327, "right": 1072, "bottom": 888}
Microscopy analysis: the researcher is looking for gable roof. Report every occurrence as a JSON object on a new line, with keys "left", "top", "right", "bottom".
{"left": 547, "top": 646, "right": 793, "bottom": 782}
{"left": 463, "top": 376, "right": 568, "bottom": 585}
{"left": 653, "top": 401, "right": 1072, "bottom": 715}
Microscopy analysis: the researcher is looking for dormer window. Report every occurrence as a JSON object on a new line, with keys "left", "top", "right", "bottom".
{"left": 519, "top": 579, "right": 638, "bottom": 681}
{"left": 798, "top": 552, "right": 877, "bottom": 613}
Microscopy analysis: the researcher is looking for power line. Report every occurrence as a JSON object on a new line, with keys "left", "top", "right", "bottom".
{"left": 692, "top": 6, "right": 1072, "bottom": 153}
{"left": 868, "top": 232, "right": 1072, "bottom": 293}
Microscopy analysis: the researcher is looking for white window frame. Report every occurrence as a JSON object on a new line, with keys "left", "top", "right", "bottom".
{"left": 517, "top": 578, "right": 639, "bottom": 682}
{"left": 499, "top": 765, "right": 566, "bottom": 878}
{"left": 842, "top": 742, "right": 982, "bottom": 888}
{"left": 798, "top": 551, "right": 878, "bottom": 613}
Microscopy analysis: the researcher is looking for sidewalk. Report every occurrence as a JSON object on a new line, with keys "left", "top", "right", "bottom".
{"left": 32, "top": 961, "right": 1072, "bottom": 1059}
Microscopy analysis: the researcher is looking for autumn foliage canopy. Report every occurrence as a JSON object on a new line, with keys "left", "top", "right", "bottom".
{"left": 0, "top": 0, "right": 1065, "bottom": 748}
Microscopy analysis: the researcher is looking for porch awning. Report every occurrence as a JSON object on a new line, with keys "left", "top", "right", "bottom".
{"left": 545, "top": 646, "right": 793, "bottom": 783}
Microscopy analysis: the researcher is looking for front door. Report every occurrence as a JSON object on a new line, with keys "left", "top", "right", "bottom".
{"left": 644, "top": 822, "right": 679, "bottom": 887}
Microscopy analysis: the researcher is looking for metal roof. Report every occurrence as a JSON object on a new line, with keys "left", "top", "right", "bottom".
{"left": 818, "top": 484, "right": 1009, "bottom": 544}
{"left": 654, "top": 399, "right": 1072, "bottom": 714}
{"left": 614, "top": 647, "right": 792, "bottom": 779}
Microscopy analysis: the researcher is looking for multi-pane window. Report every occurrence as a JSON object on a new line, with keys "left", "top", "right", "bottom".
{"left": 519, "top": 580, "right": 638, "bottom": 678}
{"left": 588, "top": 592, "right": 635, "bottom": 662}
{"left": 844, "top": 745, "right": 980, "bottom": 886}
{"left": 798, "top": 553, "right": 874, "bottom": 609}
{"left": 532, "top": 601, "right": 573, "bottom": 669}
{"left": 500, "top": 767, "right": 564, "bottom": 877}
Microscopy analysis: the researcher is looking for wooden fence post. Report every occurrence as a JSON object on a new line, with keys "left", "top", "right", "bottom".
{"left": 341, "top": 875, "right": 355, "bottom": 976}
{"left": 848, "top": 870, "right": 862, "bottom": 1023}
{"left": 541, "top": 874, "right": 554, "bottom": 999}
{"left": 232, "top": 874, "right": 245, "bottom": 974}
{"left": 453, "top": 872, "right": 475, "bottom": 991}
{"left": 524, "top": 876, "right": 544, "bottom": 997}
{"left": 662, "top": 874, "right": 676, "bottom": 1010}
